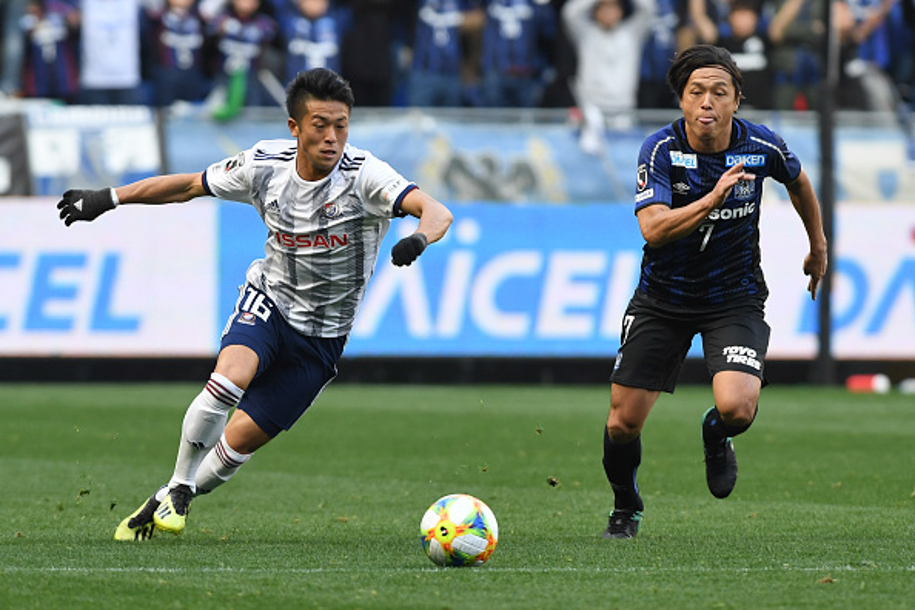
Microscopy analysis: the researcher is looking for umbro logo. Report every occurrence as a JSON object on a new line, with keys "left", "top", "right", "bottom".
{"left": 672, "top": 182, "right": 690, "bottom": 195}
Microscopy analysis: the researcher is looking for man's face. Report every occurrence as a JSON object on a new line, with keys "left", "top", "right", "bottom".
{"left": 298, "top": 0, "right": 329, "bottom": 19}
{"left": 288, "top": 99, "right": 350, "bottom": 181}
{"left": 679, "top": 66, "right": 740, "bottom": 151}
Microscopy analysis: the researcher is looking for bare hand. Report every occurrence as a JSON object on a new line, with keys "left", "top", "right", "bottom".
{"left": 712, "top": 162, "right": 756, "bottom": 207}
{"left": 804, "top": 247, "right": 828, "bottom": 300}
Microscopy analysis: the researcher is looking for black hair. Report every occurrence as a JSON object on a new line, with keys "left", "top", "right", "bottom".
{"left": 285, "top": 68, "right": 355, "bottom": 120}
{"left": 666, "top": 45, "right": 743, "bottom": 100}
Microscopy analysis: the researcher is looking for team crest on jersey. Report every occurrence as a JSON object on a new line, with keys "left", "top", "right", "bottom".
{"left": 734, "top": 179, "right": 755, "bottom": 200}
{"left": 237, "top": 311, "right": 257, "bottom": 326}
{"left": 323, "top": 201, "right": 342, "bottom": 218}
{"left": 637, "top": 164, "right": 648, "bottom": 190}
{"left": 670, "top": 151, "right": 697, "bottom": 168}
{"left": 224, "top": 152, "right": 245, "bottom": 172}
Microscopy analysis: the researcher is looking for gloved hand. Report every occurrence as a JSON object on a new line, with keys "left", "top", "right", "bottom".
{"left": 57, "top": 188, "right": 117, "bottom": 226}
{"left": 391, "top": 233, "right": 428, "bottom": 267}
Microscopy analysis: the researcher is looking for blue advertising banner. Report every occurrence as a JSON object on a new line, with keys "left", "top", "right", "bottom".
{"left": 218, "top": 202, "right": 646, "bottom": 356}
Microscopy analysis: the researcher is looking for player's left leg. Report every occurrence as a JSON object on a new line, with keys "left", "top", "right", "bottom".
{"left": 703, "top": 371, "right": 761, "bottom": 498}
{"left": 194, "top": 410, "right": 269, "bottom": 495}
{"left": 701, "top": 306, "right": 769, "bottom": 498}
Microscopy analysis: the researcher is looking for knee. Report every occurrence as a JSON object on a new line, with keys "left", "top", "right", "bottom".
{"left": 717, "top": 397, "right": 758, "bottom": 428}
{"left": 606, "top": 411, "right": 643, "bottom": 443}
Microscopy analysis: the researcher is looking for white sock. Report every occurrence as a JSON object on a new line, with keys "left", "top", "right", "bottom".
{"left": 167, "top": 373, "right": 244, "bottom": 493}
{"left": 195, "top": 433, "right": 252, "bottom": 494}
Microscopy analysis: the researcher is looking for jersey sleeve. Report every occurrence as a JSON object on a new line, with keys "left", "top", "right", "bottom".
{"left": 356, "top": 153, "right": 417, "bottom": 219}
{"left": 635, "top": 135, "right": 674, "bottom": 214}
{"left": 760, "top": 125, "right": 802, "bottom": 185}
{"left": 202, "top": 147, "right": 256, "bottom": 205}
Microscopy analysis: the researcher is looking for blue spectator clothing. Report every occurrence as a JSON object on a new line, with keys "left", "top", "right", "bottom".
{"left": 409, "top": 0, "right": 474, "bottom": 106}
{"left": 412, "top": 0, "right": 471, "bottom": 75}
{"left": 19, "top": 0, "right": 80, "bottom": 100}
{"left": 281, "top": 7, "right": 349, "bottom": 80}
{"left": 207, "top": 6, "right": 279, "bottom": 106}
{"left": 479, "top": 0, "right": 556, "bottom": 107}
{"left": 638, "top": 0, "right": 679, "bottom": 108}
{"left": 143, "top": 3, "right": 209, "bottom": 105}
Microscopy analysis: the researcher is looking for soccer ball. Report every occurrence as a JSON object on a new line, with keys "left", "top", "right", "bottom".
{"left": 420, "top": 493, "right": 498, "bottom": 567}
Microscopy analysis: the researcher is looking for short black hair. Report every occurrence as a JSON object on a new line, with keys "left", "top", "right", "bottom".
{"left": 285, "top": 68, "right": 355, "bottom": 120}
{"left": 667, "top": 45, "right": 743, "bottom": 100}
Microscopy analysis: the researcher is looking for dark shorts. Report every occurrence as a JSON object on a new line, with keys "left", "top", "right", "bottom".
{"left": 610, "top": 291, "right": 770, "bottom": 393}
{"left": 220, "top": 284, "right": 347, "bottom": 437}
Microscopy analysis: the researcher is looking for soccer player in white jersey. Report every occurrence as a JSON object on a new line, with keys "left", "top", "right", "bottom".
{"left": 57, "top": 68, "right": 453, "bottom": 540}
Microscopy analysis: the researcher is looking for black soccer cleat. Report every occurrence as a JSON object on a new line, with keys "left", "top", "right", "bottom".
{"left": 704, "top": 437, "right": 738, "bottom": 498}
{"left": 602, "top": 509, "right": 642, "bottom": 539}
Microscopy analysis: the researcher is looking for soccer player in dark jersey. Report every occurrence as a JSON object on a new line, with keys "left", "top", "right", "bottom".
{"left": 57, "top": 68, "right": 453, "bottom": 540}
{"left": 601, "top": 44, "right": 827, "bottom": 539}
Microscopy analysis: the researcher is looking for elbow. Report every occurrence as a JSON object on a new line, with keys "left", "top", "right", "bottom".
{"left": 440, "top": 208, "right": 454, "bottom": 236}
{"left": 641, "top": 230, "right": 668, "bottom": 249}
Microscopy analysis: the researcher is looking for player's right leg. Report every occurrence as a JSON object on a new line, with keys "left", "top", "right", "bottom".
{"left": 601, "top": 384, "right": 657, "bottom": 539}
{"left": 602, "top": 295, "right": 692, "bottom": 539}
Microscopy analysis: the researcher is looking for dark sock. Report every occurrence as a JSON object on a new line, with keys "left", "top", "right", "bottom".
{"left": 602, "top": 428, "right": 644, "bottom": 511}
{"left": 703, "top": 405, "right": 756, "bottom": 445}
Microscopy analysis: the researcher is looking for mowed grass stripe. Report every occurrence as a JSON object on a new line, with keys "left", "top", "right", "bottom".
{"left": 1, "top": 383, "right": 913, "bottom": 609}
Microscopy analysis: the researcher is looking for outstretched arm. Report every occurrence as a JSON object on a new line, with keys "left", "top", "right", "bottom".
{"left": 58, "top": 173, "right": 207, "bottom": 226}
{"left": 390, "top": 188, "right": 454, "bottom": 267}
{"left": 785, "top": 169, "right": 828, "bottom": 300}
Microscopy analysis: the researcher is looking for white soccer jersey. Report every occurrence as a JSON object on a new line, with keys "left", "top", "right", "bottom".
{"left": 204, "top": 139, "right": 416, "bottom": 337}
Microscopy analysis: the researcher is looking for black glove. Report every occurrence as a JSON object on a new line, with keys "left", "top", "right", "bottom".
{"left": 391, "top": 233, "right": 428, "bottom": 267}
{"left": 57, "top": 188, "right": 117, "bottom": 226}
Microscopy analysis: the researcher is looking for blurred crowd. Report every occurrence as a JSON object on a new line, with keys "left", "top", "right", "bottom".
{"left": 1, "top": 0, "right": 913, "bottom": 119}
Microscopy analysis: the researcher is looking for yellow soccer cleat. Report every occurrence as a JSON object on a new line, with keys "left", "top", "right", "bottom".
{"left": 114, "top": 494, "right": 160, "bottom": 541}
{"left": 153, "top": 484, "right": 193, "bottom": 535}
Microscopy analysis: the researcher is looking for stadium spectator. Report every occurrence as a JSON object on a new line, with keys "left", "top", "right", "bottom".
{"left": 563, "top": 0, "right": 655, "bottom": 154}
{"left": 637, "top": 0, "right": 679, "bottom": 109}
{"left": 56, "top": 67, "right": 453, "bottom": 541}
{"left": 600, "top": 45, "right": 827, "bottom": 539}
{"left": 676, "top": 0, "right": 722, "bottom": 49}
{"left": 478, "top": 0, "right": 557, "bottom": 107}
{"left": 78, "top": 0, "right": 145, "bottom": 105}
{"left": 339, "top": 0, "right": 414, "bottom": 107}
{"left": 18, "top": 0, "right": 81, "bottom": 103}
{"left": 767, "top": 0, "right": 826, "bottom": 110}
{"left": 2, "top": 0, "right": 30, "bottom": 96}
{"left": 896, "top": 0, "right": 915, "bottom": 107}
{"left": 407, "top": 0, "right": 485, "bottom": 107}
{"left": 279, "top": 0, "right": 350, "bottom": 81}
{"left": 539, "top": 0, "right": 578, "bottom": 108}
{"left": 206, "top": 0, "right": 280, "bottom": 118}
{"left": 716, "top": 0, "right": 774, "bottom": 109}
{"left": 833, "top": 0, "right": 900, "bottom": 111}
{"left": 143, "top": 0, "right": 211, "bottom": 107}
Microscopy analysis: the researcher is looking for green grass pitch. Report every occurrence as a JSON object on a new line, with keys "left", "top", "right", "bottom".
{"left": 1, "top": 382, "right": 912, "bottom": 608}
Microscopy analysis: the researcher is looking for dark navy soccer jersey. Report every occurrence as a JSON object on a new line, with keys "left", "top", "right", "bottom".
{"left": 412, "top": 0, "right": 472, "bottom": 75}
{"left": 634, "top": 117, "right": 802, "bottom": 308}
